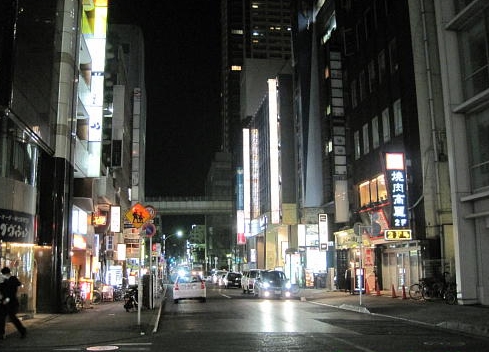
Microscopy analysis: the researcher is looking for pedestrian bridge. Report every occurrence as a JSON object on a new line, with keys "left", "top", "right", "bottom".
{"left": 144, "top": 196, "right": 233, "bottom": 215}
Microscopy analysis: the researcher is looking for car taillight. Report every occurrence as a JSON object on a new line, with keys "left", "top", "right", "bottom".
{"left": 174, "top": 282, "right": 179, "bottom": 290}
{"left": 201, "top": 281, "right": 205, "bottom": 289}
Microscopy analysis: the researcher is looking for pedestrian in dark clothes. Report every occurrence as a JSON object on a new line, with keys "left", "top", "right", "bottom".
{"left": 0, "top": 267, "right": 26, "bottom": 339}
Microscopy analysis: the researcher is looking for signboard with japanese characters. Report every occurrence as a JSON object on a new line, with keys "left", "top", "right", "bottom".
{"left": 384, "top": 229, "right": 412, "bottom": 240}
{"left": 0, "top": 208, "right": 34, "bottom": 243}
{"left": 385, "top": 153, "right": 409, "bottom": 229}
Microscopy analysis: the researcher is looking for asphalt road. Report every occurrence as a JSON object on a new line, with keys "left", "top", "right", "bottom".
{"left": 1, "top": 285, "right": 489, "bottom": 351}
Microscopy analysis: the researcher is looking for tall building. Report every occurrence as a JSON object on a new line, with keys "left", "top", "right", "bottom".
{"left": 221, "top": 0, "right": 291, "bottom": 155}
{"left": 432, "top": 0, "right": 489, "bottom": 305}
{"left": 220, "top": 0, "right": 292, "bottom": 268}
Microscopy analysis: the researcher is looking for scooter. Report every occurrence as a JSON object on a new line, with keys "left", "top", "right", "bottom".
{"left": 123, "top": 286, "right": 138, "bottom": 312}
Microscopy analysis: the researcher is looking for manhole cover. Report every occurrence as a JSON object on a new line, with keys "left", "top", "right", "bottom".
{"left": 86, "top": 346, "right": 119, "bottom": 351}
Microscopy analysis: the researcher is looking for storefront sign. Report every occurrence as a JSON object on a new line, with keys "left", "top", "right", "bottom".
{"left": 385, "top": 153, "right": 409, "bottom": 228}
{"left": 384, "top": 229, "right": 412, "bottom": 241}
{"left": 0, "top": 208, "right": 34, "bottom": 243}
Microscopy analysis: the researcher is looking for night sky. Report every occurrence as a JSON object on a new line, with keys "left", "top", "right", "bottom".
{"left": 109, "top": 1, "right": 222, "bottom": 234}
{"left": 109, "top": 1, "right": 222, "bottom": 198}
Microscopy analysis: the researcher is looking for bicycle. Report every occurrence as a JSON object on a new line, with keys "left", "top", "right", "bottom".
{"left": 63, "top": 287, "right": 84, "bottom": 313}
{"left": 409, "top": 278, "right": 433, "bottom": 300}
{"left": 91, "top": 289, "right": 102, "bottom": 305}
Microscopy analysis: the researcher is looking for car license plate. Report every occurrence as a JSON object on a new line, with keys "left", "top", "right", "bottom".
{"left": 275, "top": 290, "right": 281, "bottom": 294}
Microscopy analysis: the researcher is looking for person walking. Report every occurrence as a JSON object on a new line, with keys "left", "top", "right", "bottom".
{"left": 0, "top": 267, "right": 27, "bottom": 339}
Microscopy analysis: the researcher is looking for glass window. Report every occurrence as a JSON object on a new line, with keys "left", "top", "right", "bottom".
{"left": 393, "top": 99, "right": 403, "bottom": 136}
{"left": 378, "top": 50, "right": 386, "bottom": 84}
{"left": 359, "top": 70, "right": 366, "bottom": 101}
{"left": 377, "top": 174, "right": 388, "bottom": 201}
{"left": 363, "top": 123, "right": 369, "bottom": 154}
{"left": 372, "top": 116, "right": 379, "bottom": 148}
{"left": 389, "top": 38, "right": 398, "bottom": 73}
{"left": 354, "top": 130, "right": 360, "bottom": 159}
{"left": 467, "top": 109, "right": 489, "bottom": 190}
{"left": 359, "top": 181, "right": 370, "bottom": 206}
{"left": 368, "top": 60, "right": 376, "bottom": 92}
{"left": 382, "top": 108, "right": 391, "bottom": 142}
{"left": 459, "top": 16, "right": 489, "bottom": 99}
{"left": 351, "top": 79, "right": 358, "bottom": 108}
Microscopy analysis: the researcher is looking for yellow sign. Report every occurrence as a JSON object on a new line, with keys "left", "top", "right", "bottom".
{"left": 384, "top": 229, "right": 412, "bottom": 241}
{"left": 125, "top": 203, "right": 151, "bottom": 228}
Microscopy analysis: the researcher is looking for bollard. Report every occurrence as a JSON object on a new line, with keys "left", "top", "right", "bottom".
{"left": 402, "top": 284, "right": 407, "bottom": 299}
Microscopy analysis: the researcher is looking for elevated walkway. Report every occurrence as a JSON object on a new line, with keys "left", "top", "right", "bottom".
{"left": 144, "top": 196, "right": 232, "bottom": 215}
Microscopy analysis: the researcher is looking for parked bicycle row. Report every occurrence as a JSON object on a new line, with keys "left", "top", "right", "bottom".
{"left": 408, "top": 272, "right": 457, "bottom": 304}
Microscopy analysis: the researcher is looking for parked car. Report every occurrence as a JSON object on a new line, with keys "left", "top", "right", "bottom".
{"left": 241, "top": 269, "right": 265, "bottom": 294}
{"left": 254, "top": 270, "right": 291, "bottom": 299}
{"left": 220, "top": 272, "right": 242, "bottom": 289}
{"left": 172, "top": 273, "right": 206, "bottom": 303}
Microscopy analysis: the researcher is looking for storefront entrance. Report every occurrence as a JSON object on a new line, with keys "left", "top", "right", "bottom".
{"left": 381, "top": 241, "right": 421, "bottom": 290}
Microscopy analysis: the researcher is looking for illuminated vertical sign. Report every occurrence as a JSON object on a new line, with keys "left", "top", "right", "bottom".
{"left": 251, "top": 128, "right": 260, "bottom": 217}
{"left": 385, "top": 153, "right": 408, "bottom": 227}
{"left": 268, "top": 79, "right": 280, "bottom": 224}
{"left": 236, "top": 168, "right": 245, "bottom": 243}
{"left": 110, "top": 205, "right": 121, "bottom": 233}
{"left": 318, "top": 214, "right": 329, "bottom": 250}
{"left": 243, "top": 129, "right": 251, "bottom": 236}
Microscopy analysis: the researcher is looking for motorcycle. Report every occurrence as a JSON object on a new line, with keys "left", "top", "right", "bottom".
{"left": 123, "top": 285, "right": 138, "bottom": 312}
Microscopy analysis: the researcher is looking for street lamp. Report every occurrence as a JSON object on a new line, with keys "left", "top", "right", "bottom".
{"left": 162, "top": 231, "right": 182, "bottom": 281}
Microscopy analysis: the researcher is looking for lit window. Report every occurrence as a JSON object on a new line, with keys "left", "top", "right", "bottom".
{"left": 359, "top": 181, "right": 370, "bottom": 206}
{"left": 231, "top": 65, "right": 242, "bottom": 71}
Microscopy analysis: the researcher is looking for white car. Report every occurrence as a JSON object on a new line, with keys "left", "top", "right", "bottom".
{"left": 173, "top": 273, "right": 206, "bottom": 303}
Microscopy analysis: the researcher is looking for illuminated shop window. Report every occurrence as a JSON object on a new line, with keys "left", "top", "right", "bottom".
{"left": 358, "top": 175, "right": 387, "bottom": 207}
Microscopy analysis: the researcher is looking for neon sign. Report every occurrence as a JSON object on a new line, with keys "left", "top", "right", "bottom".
{"left": 385, "top": 153, "right": 409, "bottom": 228}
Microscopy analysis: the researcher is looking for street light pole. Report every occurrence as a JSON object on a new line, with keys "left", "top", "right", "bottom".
{"left": 162, "top": 231, "right": 183, "bottom": 282}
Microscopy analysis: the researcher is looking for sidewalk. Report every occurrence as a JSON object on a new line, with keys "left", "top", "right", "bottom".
{"left": 295, "top": 287, "right": 489, "bottom": 338}
{"left": 4, "top": 287, "right": 167, "bottom": 339}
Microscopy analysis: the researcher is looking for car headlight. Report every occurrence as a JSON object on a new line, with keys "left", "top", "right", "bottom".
{"left": 285, "top": 282, "right": 291, "bottom": 289}
{"left": 263, "top": 282, "right": 270, "bottom": 289}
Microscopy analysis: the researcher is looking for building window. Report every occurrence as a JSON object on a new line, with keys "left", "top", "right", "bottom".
{"left": 372, "top": 115, "right": 379, "bottom": 148}
{"left": 393, "top": 99, "right": 403, "bottom": 136}
{"left": 351, "top": 79, "right": 358, "bottom": 108}
{"left": 363, "top": 123, "right": 369, "bottom": 155}
{"left": 388, "top": 38, "right": 398, "bottom": 73}
{"left": 354, "top": 130, "right": 360, "bottom": 160}
{"left": 378, "top": 50, "right": 386, "bottom": 84}
{"left": 382, "top": 108, "right": 390, "bottom": 142}
{"left": 359, "top": 70, "right": 366, "bottom": 101}
{"left": 359, "top": 174, "right": 387, "bottom": 207}
{"left": 459, "top": 15, "right": 489, "bottom": 99}
{"left": 467, "top": 109, "right": 489, "bottom": 190}
{"left": 368, "top": 60, "right": 376, "bottom": 92}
